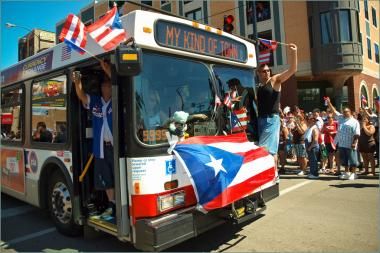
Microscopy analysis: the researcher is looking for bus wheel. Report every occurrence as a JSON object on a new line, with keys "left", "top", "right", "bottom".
{"left": 48, "top": 171, "right": 82, "bottom": 236}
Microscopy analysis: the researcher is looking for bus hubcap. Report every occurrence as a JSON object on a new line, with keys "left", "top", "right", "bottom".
{"left": 51, "top": 182, "right": 72, "bottom": 224}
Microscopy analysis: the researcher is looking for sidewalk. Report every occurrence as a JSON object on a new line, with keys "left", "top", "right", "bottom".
{"left": 279, "top": 158, "right": 379, "bottom": 177}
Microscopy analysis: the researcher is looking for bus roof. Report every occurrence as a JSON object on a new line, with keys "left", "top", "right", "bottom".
{"left": 1, "top": 10, "right": 256, "bottom": 87}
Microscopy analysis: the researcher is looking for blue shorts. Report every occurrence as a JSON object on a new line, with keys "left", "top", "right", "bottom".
{"left": 258, "top": 114, "right": 280, "bottom": 155}
{"left": 94, "top": 145, "right": 114, "bottom": 190}
{"left": 338, "top": 147, "right": 358, "bottom": 167}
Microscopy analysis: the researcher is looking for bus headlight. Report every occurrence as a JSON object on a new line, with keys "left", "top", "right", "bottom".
{"left": 158, "top": 191, "right": 185, "bottom": 212}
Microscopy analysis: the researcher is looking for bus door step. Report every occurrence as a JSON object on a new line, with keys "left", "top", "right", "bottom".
{"left": 87, "top": 217, "right": 118, "bottom": 236}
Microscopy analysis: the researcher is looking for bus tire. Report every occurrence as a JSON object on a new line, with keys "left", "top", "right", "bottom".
{"left": 48, "top": 170, "right": 82, "bottom": 236}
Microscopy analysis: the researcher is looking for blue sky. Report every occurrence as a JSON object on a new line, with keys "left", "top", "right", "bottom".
{"left": 1, "top": 0, "right": 92, "bottom": 69}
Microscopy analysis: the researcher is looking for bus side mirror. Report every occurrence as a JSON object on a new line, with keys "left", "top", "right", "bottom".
{"left": 115, "top": 44, "right": 142, "bottom": 76}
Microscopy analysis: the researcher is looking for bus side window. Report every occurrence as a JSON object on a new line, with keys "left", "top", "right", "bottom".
{"left": 1, "top": 87, "right": 23, "bottom": 142}
{"left": 31, "top": 75, "right": 67, "bottom": 144}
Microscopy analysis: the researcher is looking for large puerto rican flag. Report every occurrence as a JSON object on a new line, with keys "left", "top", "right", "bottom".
{"left": 87, "top": 5, "right": 127, "bottom": 51}
{"left": 173, "top": 133, "right": 276, "bottom": 212}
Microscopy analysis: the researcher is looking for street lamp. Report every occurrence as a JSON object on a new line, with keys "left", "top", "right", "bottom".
{"left": 5, "top": 22, "right": 41, "bottom": 58}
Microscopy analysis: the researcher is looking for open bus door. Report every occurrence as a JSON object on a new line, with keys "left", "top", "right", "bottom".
{"left": 82, "top": 45, "right": 141, "bottom": 241}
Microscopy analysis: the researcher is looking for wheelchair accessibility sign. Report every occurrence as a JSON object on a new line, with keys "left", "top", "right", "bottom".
{"left": 165, "top": 159, "right": 176, "bottom": 175}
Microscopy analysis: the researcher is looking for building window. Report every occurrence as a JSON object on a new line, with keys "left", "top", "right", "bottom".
{"left": 185, "top": 8, "right": 202, "bottom": 21}
{"left": 373, "top": 88, "right": 379, "bottom": 110}
{"left": 339, "top": 10, "right": 352, "bottom": 41}
{"left": 320, "top": 12, "right": 332, "bottom": 44}
{"left": 372, "top": 7, "right": 377, "bottom": 27}
{"left": 1, "top": 87, "right": 23, "bottom": 142}
{"left": 141, "top": 1, "right": 152, "bottom": 6}
{"left": 258, "top": 30, "right": 274, "bottom": 66}
{"left": 361, "top": 85, "right": 369, "bottom": 108}
{"left": 308, "top": 17, "right": 313, "bottom": 48}
{"left": 366, "top": 21, "right": 370, "bottom": 36}
{"left": 161, "top": 0, "right": 171, "bottom": 12}
{"left": 298, "top": 88, "right": 321, "bottom": 112}
{"left": 81, "top": 7, "right": 94, "bottom": 24}
{"left": 246, "top": 1, "right": 254, "bottom": 25}
{"left": 256, "top": 1, "right": 271, "bottom": 22}
{"left": 56, "top": 22, "right": 64, "bottom": 44}
{"left": 364, "top": 0, "right": 369, "bottom": 19}
{"left": 375, "top": 43, "right": 379, "bottom": 63}
{"left": 32, "top": 75, "right": 67, "bottom": 144}
{"left": 367, "top": 38, "right": 372, "bottom": 60}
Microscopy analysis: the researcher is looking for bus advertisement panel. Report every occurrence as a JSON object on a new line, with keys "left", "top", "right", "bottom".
{"left": 1, "top": 148, "right": 25, "bottom": 193}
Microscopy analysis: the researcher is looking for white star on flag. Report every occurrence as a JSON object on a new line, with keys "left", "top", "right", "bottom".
{"left": 205, "top": 155, "right": 227, "bottom": 177}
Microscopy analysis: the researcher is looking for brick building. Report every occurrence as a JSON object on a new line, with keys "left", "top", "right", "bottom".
{"left": 55, "top": 0, "right": 379, "bottom": 112}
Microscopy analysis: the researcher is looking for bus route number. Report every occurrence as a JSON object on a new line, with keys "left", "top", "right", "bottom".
{"left": 143, "top": 129, "right": 168, "bottom": 143}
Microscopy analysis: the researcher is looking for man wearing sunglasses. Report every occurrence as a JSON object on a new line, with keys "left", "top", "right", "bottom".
{"left": 326, "top": 97, "right": 360, "bottom": 180}
{"left": 256, "top": 43, "right": 298, "bottom": 169}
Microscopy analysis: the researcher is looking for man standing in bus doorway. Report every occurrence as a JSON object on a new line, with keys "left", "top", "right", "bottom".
{"left": 72, "top": 60, "right": 115, "bottom": 219}
{"left": 256, "top": 43, "right": 298, "bottom": 170}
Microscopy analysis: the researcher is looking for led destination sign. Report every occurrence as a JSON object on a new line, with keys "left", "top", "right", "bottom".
{"left": 155, "top": 20, "right": 248, "bottom": 63}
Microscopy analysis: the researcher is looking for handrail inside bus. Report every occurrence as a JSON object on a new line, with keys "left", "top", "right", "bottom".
{"left": 79, "top": 154, "right": 94, "bottom": 182}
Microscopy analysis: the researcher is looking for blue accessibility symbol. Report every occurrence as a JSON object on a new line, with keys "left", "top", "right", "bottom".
{"left": 165, "top": 160, "right": 176, "bottom": 175}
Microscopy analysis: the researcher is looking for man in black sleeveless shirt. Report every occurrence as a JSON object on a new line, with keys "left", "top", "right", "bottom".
{"left": 257, "top": 43, "right": 298, "bottom": 168}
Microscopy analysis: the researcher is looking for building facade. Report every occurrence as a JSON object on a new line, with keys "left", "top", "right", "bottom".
{"left": 54, "top": 0, "right": 379, "bottom": 112}
{"left": 356, "top": 0, "right": 379, "bottom": 111}
{"left": 18, "top": 29, "right": 55, "bottom": 61}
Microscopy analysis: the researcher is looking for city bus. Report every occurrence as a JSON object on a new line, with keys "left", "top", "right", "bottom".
{"left": 1, "top": 10, "right": 279, "bottom": 251}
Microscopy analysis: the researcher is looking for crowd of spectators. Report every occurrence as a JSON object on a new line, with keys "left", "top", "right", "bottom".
{"left": 277, "top": 100, "right": 378, "bottom": 180}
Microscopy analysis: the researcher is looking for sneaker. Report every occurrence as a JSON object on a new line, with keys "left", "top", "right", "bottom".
{"left": 307, "top": 174, "right": 319, "bottom": 179}
{"left": 297, "top": 171, "right": 305, "bottom": 176}
{"left": 348, "top": 173, "right": 358, "bottom": 180}
{"left": 339, "top": 172, "right": 350, "bottom": 180}
{"left": 100, "top": 207, "right": 113, "bottom": 219}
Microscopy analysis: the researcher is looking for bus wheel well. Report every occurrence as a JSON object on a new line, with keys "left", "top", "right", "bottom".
{"left": 39, "top": 158, "right": 72, "bottom": 210}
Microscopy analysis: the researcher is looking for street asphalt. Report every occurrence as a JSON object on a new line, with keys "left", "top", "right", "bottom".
{"left": 2, "top": 167, "right": 379, "bottom": 252}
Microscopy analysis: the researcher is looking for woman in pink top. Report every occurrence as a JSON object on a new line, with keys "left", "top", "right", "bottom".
{"left": 322, "top": 113, "right": 339, "bottom": 173}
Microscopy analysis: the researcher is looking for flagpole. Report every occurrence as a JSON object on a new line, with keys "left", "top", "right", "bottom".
{"left": 258, "top": 37, "right": 290, "bottom": 46}
{"left": 81, "top": 47, "right": 103, "bottom": 62}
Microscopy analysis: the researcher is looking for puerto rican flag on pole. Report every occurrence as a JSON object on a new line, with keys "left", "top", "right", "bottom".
{"left": 59, "top": 14, "right": 87, "bottom": 54}
{"left": 259, "top": 38, "right": 278, "bottom": 51}
{"left": 223, "top": 91, "right": 236, "bottom": 109}
{"left": 87, "top": 5, "right": 127, "bottom": 51}
{"left": 231, "top": 108, "right": 249, "bottom": 133}
{"left": 173, "top": 133, "right": 276, "bottom": 212}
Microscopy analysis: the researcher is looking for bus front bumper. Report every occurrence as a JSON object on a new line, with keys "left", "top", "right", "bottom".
{"left": 134, "top": 183, "right": 279, "bottom": 251}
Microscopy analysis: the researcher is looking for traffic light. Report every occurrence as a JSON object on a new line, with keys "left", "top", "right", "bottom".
{"left": 223, "top": 15, "right": 234, "bottom": 33}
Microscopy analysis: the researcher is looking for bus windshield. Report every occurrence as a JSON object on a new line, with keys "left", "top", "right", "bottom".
{"left": 134, "top": 52, "right": 215, "bottom": 145}
{"left": 212, "top": 65, "right": 256, "bottom": 96}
